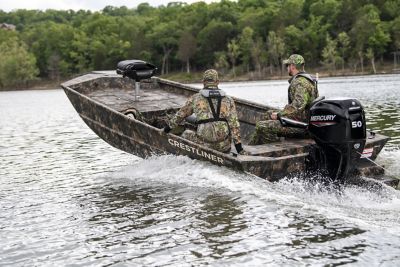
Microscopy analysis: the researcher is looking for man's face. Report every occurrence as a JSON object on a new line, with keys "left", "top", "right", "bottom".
{"left": 287, "top": 64, "right": 296, "bottom": 76}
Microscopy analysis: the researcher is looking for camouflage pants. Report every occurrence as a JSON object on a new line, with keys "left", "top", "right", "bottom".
{"left": 182, "top": 129, "right": 231, "bottom": 153}
{"left": 249, "top": 120, "right": 308, "bottom": 145}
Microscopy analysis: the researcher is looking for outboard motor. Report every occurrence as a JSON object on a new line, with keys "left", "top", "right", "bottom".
{"left": 279, "top": 97, "right": 367, "bottom": 182}
{"left": 308, "top": 97, "right": 366, "bottom": 180}
{"left": 116, "top": 60, "right": 157, "bottom": 101}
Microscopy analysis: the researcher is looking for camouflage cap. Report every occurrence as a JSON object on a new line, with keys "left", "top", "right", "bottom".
{"left": 283, "top": 54, "right": 305, "bottom": 66}
{"left": 203, "top": 69, "right": 219, "bottom": 87}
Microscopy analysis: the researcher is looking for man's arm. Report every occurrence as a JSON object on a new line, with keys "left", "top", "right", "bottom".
{"left": 169, "top": 96, "right": 195, "bottom": 128}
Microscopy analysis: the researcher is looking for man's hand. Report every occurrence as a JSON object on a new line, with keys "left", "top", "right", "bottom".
{"left": 238, "top": 150, "right": 249, "bottom": 155}
{"left": 270, "top": 112, "right": 278, "bottom": 120}
{"left": 265, "top": 110, "right": 279, "bottom": 120}
{"left": 163, "top": 125, "right": 171, "bottom": 133}
{"left": 235, "top": 143, "right": 248, "bottom": 155}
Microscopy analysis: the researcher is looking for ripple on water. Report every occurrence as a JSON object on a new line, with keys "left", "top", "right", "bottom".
{"left": 99, "top": 155, "right": 400, "bottom": 266}
{"left": 1, "top": 77, "right": 400, "bottom": 266}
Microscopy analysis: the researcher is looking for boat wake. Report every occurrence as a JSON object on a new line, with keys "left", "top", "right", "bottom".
{"left": 106, "top": 153, "right": 400, "bottom": 233}
{"left": 379, "top": 146, "right": 400, "bottom": 178}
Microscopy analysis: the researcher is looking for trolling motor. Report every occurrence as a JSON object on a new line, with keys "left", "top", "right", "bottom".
{"left": 279, "top": 97, "right": 367, "bottom": 181}
{"left": 116, "top": 60, "right": 157, "bottom": 101}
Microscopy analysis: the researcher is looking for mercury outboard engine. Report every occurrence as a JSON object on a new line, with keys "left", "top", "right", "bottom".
{"left": 116, "top": 60, "right": 157, "bottom": 101}
{"left": 308, "top": 97, "right": 366, "bottom": 181}
{"left": 280, "top": 97, "right": 367, "bottom": 182}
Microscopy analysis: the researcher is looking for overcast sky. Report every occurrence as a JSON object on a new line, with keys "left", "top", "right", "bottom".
{"left": 0, "top": 0, "right": 215, "bottom": 12}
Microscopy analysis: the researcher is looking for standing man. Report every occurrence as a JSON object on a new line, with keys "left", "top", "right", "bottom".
{"left": 164, "top": 69, "right": 245, "bottom": 154}
{"left": 249, "top": 54, "right": 319, "bottom": 144}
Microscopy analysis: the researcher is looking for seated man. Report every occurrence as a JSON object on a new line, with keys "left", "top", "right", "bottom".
{"left": 164, "top": 69, "right": 245, "bottom": 154}
{"left": 250, "top": 54, "right": 319, "bottom": 144}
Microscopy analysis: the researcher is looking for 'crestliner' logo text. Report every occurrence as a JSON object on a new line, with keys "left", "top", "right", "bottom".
{"left": 310, "top": 115, "right": 336, "bottom": 121}
{"left": 168, "top": 138, "right": 224, "bottom": 164}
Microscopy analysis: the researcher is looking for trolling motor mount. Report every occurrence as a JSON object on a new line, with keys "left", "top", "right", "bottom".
{"left": 116, "top": 60, "right": 157, "bottom": 101}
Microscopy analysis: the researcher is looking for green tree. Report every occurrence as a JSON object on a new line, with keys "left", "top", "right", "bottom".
{"left": 69, "top": 31, "right": 91, "bottom": 74}
{"left": 237, "top": 6, "right": 276, "bottom": 38}
{"left": 0, "top": 29, "right": 19, "bottom": 43}
{"left": 350, "top": 4, "right": 390, "bottom": 73}
{"left": 118, "top": 16, "right": 149, "bottom": 60}
{"left": 238, "top": 27, "right": 254, "bottom": 72}
{"left": 309, "top": 0, "right": 341, "bottom": 26}
{"left": 214, "top": 51, "right": 229, "bottom": 74}
{"left": 197, "top": 19, "right": 234, "bottom": 67}
{"left": 102, "top": 6, "right": 132, "bottom": 17}
{"left": 0, "top": 37, "right": 38, "bottom": 89}
{"left": 283, "top": 25, "right": 303, "bottom": 55}
{"left": 148, "top": 22, "right": 180, "bottom": 75}
{"left": 267, "top": 31, "right": 285, "bottom": 75}
{"left": 137, "top": 3, "right": 155, "bottom": 16}
{"left": 22, "top": 21, "right": 88, "bottom": 77}
{"left": 302, "top": 15, "right": 330, "bottom": 65}
{"left": 227, "top": 39, "right": 240, "bottom": 77}
{"left": 177, "top": 31, "right": 197, "bottom": 73}
{"left": 208, "top": 0, "right": 239, "bottom": 24}
{"left": 337, "top": 32, "right": 350, "bottom": 71}
{"left": 79, "top": 14, "right": 131, "bottom": 70}
{"left": 1, "top": 0, "right": 400, "bottom": 81}
{"left": 321, "top": 35, "right": 340, "bottom": 72}
{"left": 382, "top": 0, "right": 400, "bottom": 20}
{"left": 251, "top": 37, "right": 266, "bottom": 78}
{"left": 175, "top": 2, "right": 210, "bottom": 35}
{"left": 366, "top": 48, "right": 377, "bottom": 74}
{"left": 391, "top": 16, "right": 400, "bottom": 50}
{"left": 273, "top": 0, "right": 304, "bottom": 28}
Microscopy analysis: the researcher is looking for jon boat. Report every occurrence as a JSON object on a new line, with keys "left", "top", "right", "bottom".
{"left": 61, "top": 63, "right": 398, "bottom": 188}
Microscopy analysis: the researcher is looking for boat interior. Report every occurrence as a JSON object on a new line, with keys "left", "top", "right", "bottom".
{"left": 68, "top": 74, "right": 385, "bottom": 158}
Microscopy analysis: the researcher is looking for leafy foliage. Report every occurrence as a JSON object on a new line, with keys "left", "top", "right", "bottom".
{"left": 0, "top": 37, "right": 38, "bottom": 88}
{"left": 0, "top": 0, "right": 399, "bottom": 88}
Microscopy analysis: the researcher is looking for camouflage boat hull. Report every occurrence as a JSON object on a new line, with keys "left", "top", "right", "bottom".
{"left": 61, "top": 72, "right": 397, "bottom": 186}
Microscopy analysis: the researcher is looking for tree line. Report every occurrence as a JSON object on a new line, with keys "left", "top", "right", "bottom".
{"left": 0, "top": 0, "right": 399, "bottom": 89}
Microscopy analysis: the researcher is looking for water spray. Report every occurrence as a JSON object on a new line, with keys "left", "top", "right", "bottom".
{"left": 356, "top": 151, "right": 400, "bottom": 188}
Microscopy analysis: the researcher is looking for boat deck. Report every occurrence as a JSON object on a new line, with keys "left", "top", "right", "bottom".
{"left": 86, "top": 86, "right": 187, "bottom": 113}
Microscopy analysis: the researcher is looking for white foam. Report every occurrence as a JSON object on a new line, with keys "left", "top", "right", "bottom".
{"left": 106, "top": 153, "right": 400, "bottom": 235}
{"left": 378, "top": 147, "right": 400, "bottom": 178}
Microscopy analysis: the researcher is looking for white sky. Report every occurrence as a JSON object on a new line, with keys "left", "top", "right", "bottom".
{"left": 0, "top": 0, "right": 215, "bottom": 12}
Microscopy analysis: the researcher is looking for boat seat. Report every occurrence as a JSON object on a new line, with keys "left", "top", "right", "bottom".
{"left": 243, "top": 139, "right": 315, "bottom": 157}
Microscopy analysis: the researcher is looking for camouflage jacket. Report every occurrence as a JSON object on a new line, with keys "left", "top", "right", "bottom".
{"left": 169, "top": 88, "right": 242, "bottom": 145}
{"left": 280, "top": 72, "right": 319, "bottom": 121}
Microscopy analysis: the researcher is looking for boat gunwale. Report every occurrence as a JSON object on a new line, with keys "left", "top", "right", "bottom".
{"left": 153, "top": 76, "right": 277, "bottom": 112}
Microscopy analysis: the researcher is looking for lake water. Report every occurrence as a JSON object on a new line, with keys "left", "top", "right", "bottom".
{"left": 1, "top": 74, "right": 400, "bottom": 266}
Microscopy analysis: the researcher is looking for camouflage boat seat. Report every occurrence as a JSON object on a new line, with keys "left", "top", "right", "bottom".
{"left": 244, "top": 139, "right": 314, "bottom": 157}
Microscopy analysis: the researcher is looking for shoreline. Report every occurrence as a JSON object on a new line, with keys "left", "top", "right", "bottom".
{"left": 167, "top": 68, "right": 400, "bottom": 84}
{"left": 1, "top": 69, "right": 399, "bottom": 92}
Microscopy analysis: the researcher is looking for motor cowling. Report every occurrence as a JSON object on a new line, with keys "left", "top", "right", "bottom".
{"left": 308, "top": 98, "right": 367, "bottom": 180}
